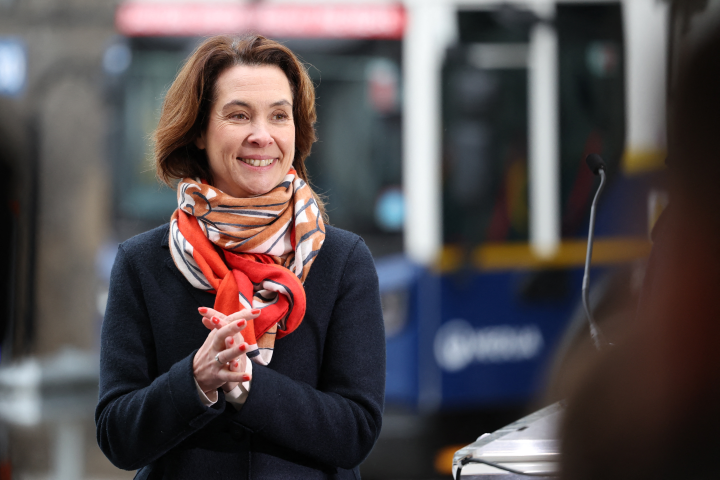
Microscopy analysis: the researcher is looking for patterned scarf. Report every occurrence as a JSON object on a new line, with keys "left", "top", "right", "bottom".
{"left": 169, "top": 169, "right": 325, "bottom": 365}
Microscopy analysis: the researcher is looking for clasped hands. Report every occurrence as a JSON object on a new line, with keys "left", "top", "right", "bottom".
{"left": 192, "top": 307, "right": 259, "bottom": 399}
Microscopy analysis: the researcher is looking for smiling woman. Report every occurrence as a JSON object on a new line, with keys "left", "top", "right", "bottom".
{"left": 95, "top": 35, "right": 385, "bottom": 480}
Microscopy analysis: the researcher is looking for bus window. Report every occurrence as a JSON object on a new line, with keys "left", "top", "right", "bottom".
{"left": 443, "top": 11, "right": 530, "bottom": 247}
{"left": 557, "top": 3, "right": 625, "bottom": 238}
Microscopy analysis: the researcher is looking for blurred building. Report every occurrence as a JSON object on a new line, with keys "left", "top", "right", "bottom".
{"left": 0, "top": 0, "right": 118, "bottom": 357}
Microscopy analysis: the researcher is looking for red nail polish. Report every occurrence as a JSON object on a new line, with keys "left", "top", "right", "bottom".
{"left": 212, "top": 317, "right": 220, "bottom": 324}
{"left": 243, "top": 375, "right": 251, "bottom": 382}
{"left": 239, "top": 344, "right": 247, "bottom": 352}
{"left": 228, "top": 337, "right": 234, "bottom": 345}
{"left": 237, "top": 320, "right": 246, "bottom": 327}
{"left": 234, "top": 362, "right": 239, "bottom": 368}
{"left": 251, "top": 309, "right": 261, "bottom": 315}
{"left": 198, "top": 307, "right": 208, "bottom": 314}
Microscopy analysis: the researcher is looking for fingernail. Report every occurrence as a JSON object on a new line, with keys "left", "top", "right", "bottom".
{"left": 234, "top": 362, "right": 239, "bottom": 368}
{"left": 212, "top": 317, "right": 220, "bottom": 324}
{"left": 198, "top": 307, "right": 208, "bottom": 314}
{"left": 228, "top": 337, "right": 234, "bottom": 345}
{"left": 243, "top": 375, "right": 251, "bottom": 382}
{"left": 239, "top": 344, "right": 247, "bottom": 352}
{"left": 251, "top": 309, "right": 261, "bottom": 315}
{"left": 237, "top": 320, "right": 246, "bottom": 327}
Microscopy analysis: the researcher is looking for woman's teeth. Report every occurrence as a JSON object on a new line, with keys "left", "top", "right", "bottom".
{"left": 239, "top": 158, "right": 275, "bottom": 167}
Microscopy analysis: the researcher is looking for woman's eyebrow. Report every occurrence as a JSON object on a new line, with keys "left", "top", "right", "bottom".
{"left": 221, "top": 99, "right": 292, "bottom": 111}
{"left": 270, "top": 99, "right": 292, "bottom": 108}
{"left": 222, "top": 100, "right": 251, "bottom": 111}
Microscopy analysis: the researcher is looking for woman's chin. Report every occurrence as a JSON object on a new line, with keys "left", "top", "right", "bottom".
{"left": 235, "top": 170, "right": 289, "bottom": 197}
{"left": 234, "top": 179, "right": 280, "bottom": 198}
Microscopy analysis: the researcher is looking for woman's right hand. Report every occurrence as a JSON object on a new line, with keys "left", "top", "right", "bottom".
{"left": 192, "top": 309, "right": 259, "bottom": 394}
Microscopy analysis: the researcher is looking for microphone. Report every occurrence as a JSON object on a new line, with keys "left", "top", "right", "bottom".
{"left": 583, "top": 154, "right": 608, "bottom": 350}
{"left": 585, "top": 153, "right": 606, "bottom": 175}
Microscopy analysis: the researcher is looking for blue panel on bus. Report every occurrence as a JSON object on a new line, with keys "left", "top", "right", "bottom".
{"left": 435, "top": 270, "right": 581, "bottom": 407}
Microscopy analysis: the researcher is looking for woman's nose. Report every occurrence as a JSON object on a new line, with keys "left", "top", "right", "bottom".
{"left": 246, "top": 122, "right": 273, "bottom": 147}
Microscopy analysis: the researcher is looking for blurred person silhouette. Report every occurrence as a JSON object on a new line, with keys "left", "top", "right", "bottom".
{"left": 560, "top": 22, "right": 720, "bottom": 480}
{"left": 95, "top": 35, "right": 385, "bottom": 479}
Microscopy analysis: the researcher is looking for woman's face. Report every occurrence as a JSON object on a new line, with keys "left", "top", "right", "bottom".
{"left": 196, "top": 64, "right": 295, "bottom": 198}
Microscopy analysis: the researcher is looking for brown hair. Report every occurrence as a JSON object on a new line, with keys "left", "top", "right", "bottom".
{"left": 154, "top": 34, "right": 326, "bottom": 219}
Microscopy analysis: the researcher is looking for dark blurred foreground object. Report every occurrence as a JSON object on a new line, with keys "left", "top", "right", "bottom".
{"left": 560, "top": 21, "right": 720, "bottom": 480}
{"left": 0, "top": 98, "right": 34, "bottom": 360}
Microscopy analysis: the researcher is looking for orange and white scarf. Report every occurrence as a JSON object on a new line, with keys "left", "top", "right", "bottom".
{"left": 169, "top": 169, "right": 325, "bottom": 365}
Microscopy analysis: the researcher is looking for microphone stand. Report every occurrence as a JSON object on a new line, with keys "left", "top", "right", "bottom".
{"left": 582, "top": 158, "right": 607, "bottom": 350}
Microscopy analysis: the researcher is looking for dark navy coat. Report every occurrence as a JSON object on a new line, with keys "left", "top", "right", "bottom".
{"left": 95, "top": 224, "right": 385, "bottom": 479}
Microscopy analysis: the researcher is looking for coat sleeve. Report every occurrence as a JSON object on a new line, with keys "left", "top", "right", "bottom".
{"left": 231, "top": 237, "right": 386, "bottom": 469}
{"left": 95, "top": 245, "right": 225, "bottom": 470}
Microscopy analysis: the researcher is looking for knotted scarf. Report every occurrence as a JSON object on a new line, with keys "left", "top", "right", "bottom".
{"left": 169, "top": 169, "right": 325, "bottom": 365}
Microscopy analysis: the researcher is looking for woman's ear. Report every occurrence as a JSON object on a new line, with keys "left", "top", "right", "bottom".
{"left": 195, "top": 132, "right": 206, "bottom": 150}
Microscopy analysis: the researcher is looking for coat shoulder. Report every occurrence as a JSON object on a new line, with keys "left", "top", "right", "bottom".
{"left": 321, "top": 224, "right": 365, "bottom": 258}
{"left": 116, "top": 224, "right": 171, "bottom": 272}
{"left": 119, "top": 224, "right": 170, "bottom": 254}
{"left": 308, "top": 225, "right": 376, "bottom": 290}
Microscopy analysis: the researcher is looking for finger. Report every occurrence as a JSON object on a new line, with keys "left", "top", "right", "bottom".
{"left": 212, "top": 320, "right": 245, "bottom": 351}
{"left": 218, "top": 357, "right": 251, "bottom": 382}
{"left": 211, "top": 315, "right": 257, "bottom": 350}
{"left": 217, "top": 342, "right": 249, "bottom": 364}
{"left": 227, "top": 355, "right": 250, "bottom": 381}
{"left": 201, "top": 315, "right": 227, "bottom": 330}
{"left": 202, "top": 314, "right": 237, "bottom": 332}
{"left": 225, "top": 309, "right": 262, "bottom": 323}
{"left": 214, "top": 326, "right": 243, "bottom": 348}
{"left": 227, "top": 359, "right": 240, "bottom": 372}
{"left": 201, "top": 316, "right": 222, "bottom": 331}
{"left": 198, "top": 307, "right": 227, "bottom": 322}
{"left": 216, "top": 370, "right": 252, "bottom": 384}
{"left": 201, "top": 309, "right": 260, "bottom": 333}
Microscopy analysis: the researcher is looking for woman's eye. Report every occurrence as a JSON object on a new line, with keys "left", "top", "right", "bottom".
{"left": 230, "top": 113, "right": 248, "bottom": 120}
{"left": 272, "top": 112, "right": 289, "bottom": 121}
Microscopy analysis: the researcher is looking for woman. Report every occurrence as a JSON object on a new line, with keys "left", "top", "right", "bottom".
{"left": 95, "top": 35, "right": 386, "bottom": 479}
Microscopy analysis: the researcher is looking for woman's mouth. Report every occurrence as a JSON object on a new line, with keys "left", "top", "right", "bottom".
{"left": 238, "top": 158, "right": 276, "bottom": 167}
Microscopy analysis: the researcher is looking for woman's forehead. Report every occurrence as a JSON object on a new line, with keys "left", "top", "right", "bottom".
{"left": 214, "top": 64, "right": 293, "bottom": 106}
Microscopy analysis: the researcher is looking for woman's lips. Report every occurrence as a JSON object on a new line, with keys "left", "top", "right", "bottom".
{"left": 238, "top": 157, "right": 277, "bottom": 167}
